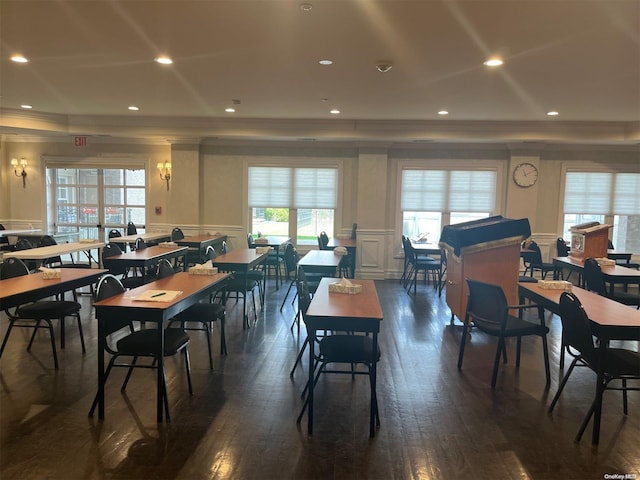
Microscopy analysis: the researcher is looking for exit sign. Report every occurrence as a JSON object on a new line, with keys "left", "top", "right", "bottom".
{"left": 74, "top": 136, "right": 87, "bottom": 147}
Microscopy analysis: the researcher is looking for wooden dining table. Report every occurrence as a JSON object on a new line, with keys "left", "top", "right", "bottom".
{"left": 297, "top": 249, "right": 342, "bottom": 277}
{"left": 93, "top": 271, "right": 230, "bottom": 422}
{"left": 552, "top": 256, "right": 640, "bottom": 295}
{"left": 174, "top": 234, "right": 227, "bottom": 263}
{"left": 326, "top": 238, "right": 357, "bottom": 277}
{"left": 101, "top": 245, "right": 187, "bottom": 277}
{"left": 4, "top": 241, "right": 105, "bottom": 268}
{"left": 302, "top": 277, "right": 383, "bottom": 437}
{"left": 518, "top": 281, "right": 640, "bottom": 445}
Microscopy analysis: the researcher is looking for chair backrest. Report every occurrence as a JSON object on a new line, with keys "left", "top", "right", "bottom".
{"left": 0, "top": 257, "right": 29, "bottom": 279}
{"left": 126, "top": 222, "right": 137, "bottom": 235}
{"left": 283, "top": 242, "right": 297, "bottom": 273}
{"left": 556, "top": 237, "right": 569, "bottom": 257}
{"left": 15, "top": 238, "right": 34, "bottom": 251}
{"left": 247, "top": 234, "right": 255, "bottom": 248}
{"left": 527, "top": 241, "right": 544, "bottom": 265}
{"left": 608, "top": 239, "right": 614, "bottom": 250}
{"left": 465, "top": 279, "right": 508, "bottom": 331}
{"left": 221, "top": 240, "right": 228, "bottom": 254}
{"left": 350, "top": 223, "right": 357, "bottom": 240}
{"left": 319, "top": 231, "right": 329, "bottom": 248}
{"left": 103, "top": 242, "right": 123, "bottom": 258}
{"left": 155, "top": 259, "right": 175, "bottom": 279}
{"left": 583, "top": 257, "right": 607, "bottom": 296}
{"left": 402, "top": 236, "right": 417, "bottom": 265}
{"left": 134, "top": 237, "right": 147, "bottom": 250}
{"left": 94, "top": 274, "right": 135, "bottom": 336}
{"left": 38, "top": 235, "right": 57, "bottom": 247}
{"left": 108, "top": 229, "right": 122, "bottom": 240}
{"left": 205, "top": 245, "right": 218, "bottom": 261}
{"left": 296, "top": 276, "right": 312, "bottom": 318}
{"left": 558, "top": 291, "right": 597, "bottom": 366}
{"left": 0, "top": 224, "right": 8, "bottom": 246}
{"left": 171, "top": 227, "right": 184, "bottom": 241}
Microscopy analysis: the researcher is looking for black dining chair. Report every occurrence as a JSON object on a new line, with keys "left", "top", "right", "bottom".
{"left": 158, "top": 259, "right": 228, "bottom": 370}
{"left": 88, "top": 274, "right": 193, "bottom": 420}
{"left": 583, "top": 257, "right": 640, "bottom": 308}
{"left": 0, "top": 257, "right": 84, "bottom": 369}
{"left": 458, "top": 279, "right": 551, "bottom": 388}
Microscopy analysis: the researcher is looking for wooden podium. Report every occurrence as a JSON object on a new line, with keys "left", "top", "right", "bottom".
{"left": 569, "top": 222, "right": 612, "bottom": 261}
{"left": 439, "top": 216, "right": 531, "bottom": 323}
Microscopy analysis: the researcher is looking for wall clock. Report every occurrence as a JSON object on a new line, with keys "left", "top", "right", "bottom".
{"left": 512, "top": 162, "right": 538, "bottom": 188}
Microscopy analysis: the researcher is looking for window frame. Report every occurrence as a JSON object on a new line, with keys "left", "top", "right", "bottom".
{"left": 245, "top": 159, "right": 344, "bottom": 244}
{"left": 396, "top": 158, "right": 505, "bottom": 243}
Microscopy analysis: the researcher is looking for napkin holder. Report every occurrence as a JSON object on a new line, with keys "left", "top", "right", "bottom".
{"left": 595, "top": 257, "right": 616, "bottom": 266}
{"left": 158, "top": 241, "right": 178, "bottom": 248}
{"left": 256, "top": 246, "right": 272, "bottom": 254}
{"left": 254, "top": 237, "right": 268, "bottom": 245}
{"left": 538, "top": 280, "right": 572, "bottom": 291}
{"left": 334, "top": 246, "right": 348, "bottom": 256}
{"left": 328, "top": 277, "right": 362, "bottom": 294}
{"left": 40, "top": 267, "right": 61, "bottom": 279}
{"left": 188, "top": 261, "right": 219, "bottom": 275}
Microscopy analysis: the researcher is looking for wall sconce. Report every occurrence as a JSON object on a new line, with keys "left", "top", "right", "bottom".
{"left": 157, "top": 161, "right": 171, "bottom": 190}
{"left": 11, "top": 158, "right": 27, "bottom": 188}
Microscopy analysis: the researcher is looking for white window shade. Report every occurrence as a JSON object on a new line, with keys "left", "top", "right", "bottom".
{"left": 564, "top": 172, "right": 612, "bottom": 214}
{"left": 248, "top": 167, "right": 291, "bottom": 207}
{"left": 401, "top": 169, "right": 496, "bottom": 212}
{"left": 401, "top": 170, "right": 446, "bottom": 210}
{"left": 294, "top": 168, "right": 337, "bottom": 208}
{"left": 448, "top": 170, "right": 496, "bottom": 212}
{"left": 613, "top": 173, "right": 640, "bottom": 215}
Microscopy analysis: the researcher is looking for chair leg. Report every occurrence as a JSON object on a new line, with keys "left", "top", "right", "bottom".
{"left": 183, "top": 348, "right": 193, "bottom": 395}
{"left": 457, "top": 319, "right": 470, "bottom": 370}
{"left": 623, "top": 378, "right": 628, "bottom": 415}
{"left": 89, "top": 356, "right": 118, "bottom": 417}
{"left": 541, "top": 334, "right": 551, "bottom": 388}
{"left": 516, "top": 336, "right": 522, "bottom": 367}
{"left": 290, "top": 336, "right": 309, "bottom": 377}
{"left": 491, "top": 339, "right": 505, "bottom": 388}
{"left": 575, "top": 400, "right": 596, "bottom": 442}
{"left": 121, "top": 356, "right": 139, "bottom": 391}
{"left": 76, "top": 313, "right": 86, "bottom": 353}
{"left": 548, "top": 357, "right": 579, "bottom": 413}
{"left": 220, "top": 316, "right": 227, "bottom": 356}
{"left": 280, "top": 280, "right": 294, "bottom": 311}
{"left": 202, "top": 321, "right": 214, "bottom": 371}
{"left": 0, "top": 321, "right": 16, "bottom": 360}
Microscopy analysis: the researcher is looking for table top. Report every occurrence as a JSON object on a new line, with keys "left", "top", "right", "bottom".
{"left": 518, "top": 282, "right": 640, "bottom": 329}
{"left": 553, "top": 256, "right": 640, "bottom": 279}
{"left": 94, "top": 272, "right": 229, "bottom": 313}
{"left": 298, "top": 249, "right": 343, "bottom": 268}
{"left": 0, "top": 268, "right": 108, "bottom": 309}
{"left": 306, "top": 278, "right": 383, "bottom": 321}
{"left": 174, "top": 234, "right": 225, "bottom": 246}
{"left": 0, "top": 229, "right": 41, "bottom": 237}
{"left": 411, "top": 242, "right": 441, "bottom": 254}
{"left": 109, "top": 231, "right": 172, "bottom": 243}
{"left": 327, "top": 238, "right": 357, "bottom": 248}
{"left": 254, "top": 236, "right": 291, "bottom": 247}
{"left": 212, "top": 248, "right": 268, "bottom": 266}
{"left": 102, "top": 245, "right": 187, "bottom": 262}
{"left": 4, "top": 241, "right": 106, "bottom": 260}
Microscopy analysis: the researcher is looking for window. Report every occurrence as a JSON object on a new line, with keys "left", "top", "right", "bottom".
{"left": 47, "top": 165, "right": 146, "bottom": 241}
{"left": 563, "top": 171, "right": 640, "bottom": 252}
{"left": 400, "top": 168, "right": 497, "bottom": 241}
{"left": 248, "top": 166, "right": 338, "bottom": 243}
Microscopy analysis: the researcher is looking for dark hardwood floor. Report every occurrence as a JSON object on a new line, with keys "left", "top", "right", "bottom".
{"left": 1, "top": 276, "right": 638, "bottom": 479}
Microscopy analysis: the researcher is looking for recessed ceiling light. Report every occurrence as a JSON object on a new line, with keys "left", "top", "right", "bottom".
{"left": 225, "top": 107, "right": 236, "bottom": 113}
{"left": 300, "top": 3, "right": 313, "bottom": 11}
{"left": 20, "top": 104, "right": 32, "bottom": 109}
{"left": 319, "top": 59, "right": 333, "bottom": 66}
{"left": 483, "top": 58, "right": 503, "bottom": 67}
{"left": 547, "top": 111, "right": 559, "bottom": 116}
{"left": 438, "top": 110, "right": 449, "bottom": 115}
{"left": 155, "top": 56, "right": 173, "bottom": 65}
{"left": 330, "top": 109, "right": 340, "bottom": 115}
{"left": 128, "top": 106, "right": 139, "bottom": 111}
{"left": 11, "top": 55, "right": 28, "bottom": 63}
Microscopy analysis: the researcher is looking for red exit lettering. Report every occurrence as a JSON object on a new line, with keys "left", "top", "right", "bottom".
{"left": 74, "top": 136, "right": 87, "bottom": 147}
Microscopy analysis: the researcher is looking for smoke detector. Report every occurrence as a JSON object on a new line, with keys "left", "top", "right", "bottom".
{"left": 375, "top": 62, "right": 393, "bottom": 73}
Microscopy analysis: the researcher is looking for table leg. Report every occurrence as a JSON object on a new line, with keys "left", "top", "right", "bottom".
{"left": 307, "top": 328, "right": 315, "bottom": 435}
{"left": 157, "top": 321, "right": 165, "bottom": 422}
{"left": 370, "top": 332, "right": 378, "bottom": 438}
{"left": 592, "top": 341, "right": 606, "bottom": 445}
{"left": 97, "top": 318, "right": 106, "bottom": 419}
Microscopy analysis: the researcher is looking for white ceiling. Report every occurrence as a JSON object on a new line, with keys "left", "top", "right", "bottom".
{"left": 1, "top": 0, "right": 639, "bottom": 145}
